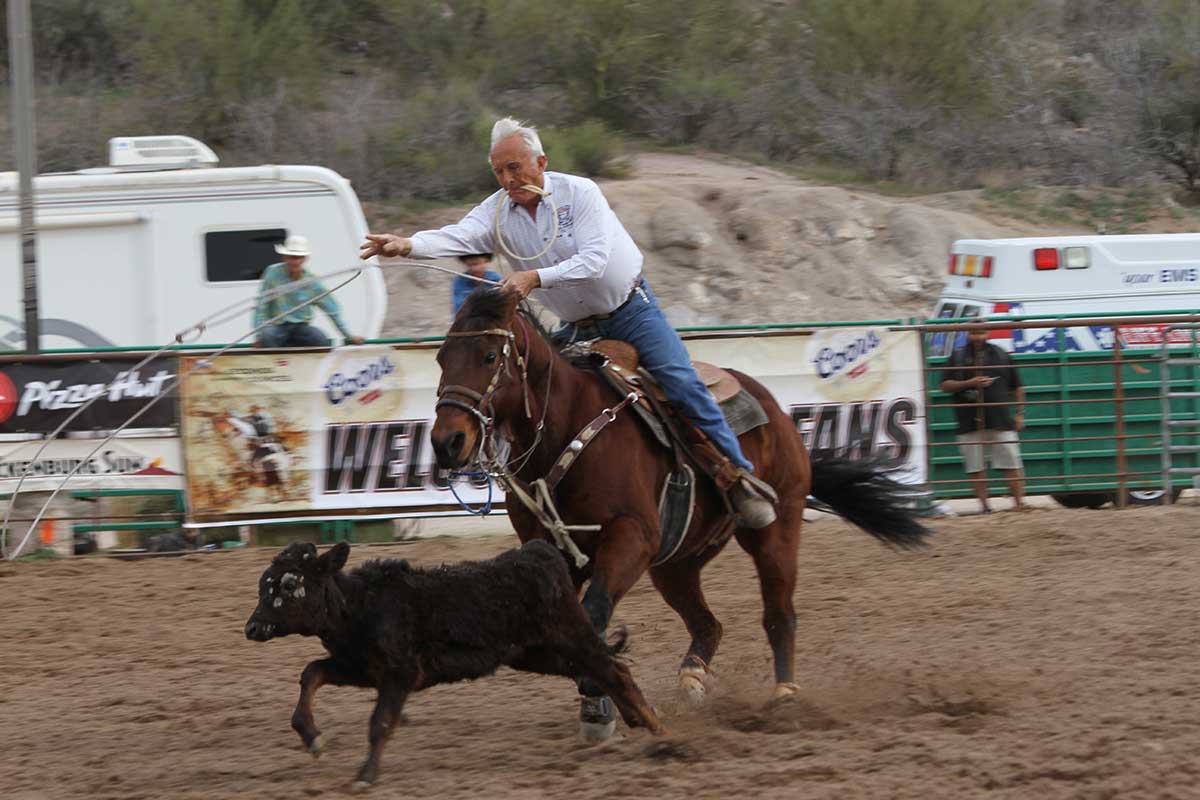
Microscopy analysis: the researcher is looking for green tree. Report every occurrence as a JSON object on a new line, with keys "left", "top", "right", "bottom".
{"left": 801, "top": 0, "right": 1032, "bottom": 109}
{"left": 126, "top": 0, "right": 328, "bottom": 144}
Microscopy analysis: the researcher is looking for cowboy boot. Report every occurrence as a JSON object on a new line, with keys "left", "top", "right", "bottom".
{"left": 731, "top": 471, "right": 778, "bottom": 529}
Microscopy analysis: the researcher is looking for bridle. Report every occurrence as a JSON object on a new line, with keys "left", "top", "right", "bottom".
{"left": 433, "top": 311, "right": 639, "bottom": 568}
{"left": 435, "top": 313, "right": 548, "bottom": 473}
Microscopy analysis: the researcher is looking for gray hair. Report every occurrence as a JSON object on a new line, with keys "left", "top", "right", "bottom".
{"left": 490, "top": 117, "right": 544, "bottom": 158}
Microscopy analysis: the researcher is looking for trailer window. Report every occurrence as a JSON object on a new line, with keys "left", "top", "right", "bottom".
{"left": 205, "top": 228, "right": 287, "bottom": 282}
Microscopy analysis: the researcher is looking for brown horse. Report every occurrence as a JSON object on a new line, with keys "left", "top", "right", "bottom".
{"left": 431, "top": 287, "right": 928, "bottom": 738}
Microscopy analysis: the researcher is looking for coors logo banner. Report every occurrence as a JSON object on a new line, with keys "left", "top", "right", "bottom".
{"left": 684, "top": 329, "right": 927, "bottom": 485}
{"left": 179, "top": 332, "right": 927, "bottom": 523}
{"left": 0, "top": 359, "right": 178, "bottom": 434}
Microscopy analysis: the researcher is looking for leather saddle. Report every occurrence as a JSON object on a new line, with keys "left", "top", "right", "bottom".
{"left": 565, "top": 339, "right": 768, "bottom": 490}
{"left": 588, "top": 340, "right": 742, "bottom": 404}
{"left": 561, "top": 338, "right": 771, "bottom": 566}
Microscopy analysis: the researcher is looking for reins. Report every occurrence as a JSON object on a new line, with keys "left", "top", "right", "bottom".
{"left": 435, "top": 310, "right": 638, "bottom": 567}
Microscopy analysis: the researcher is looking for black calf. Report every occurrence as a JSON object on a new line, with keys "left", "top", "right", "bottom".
{"left": 244, "top": 539, "right": 663, "bottom": 790}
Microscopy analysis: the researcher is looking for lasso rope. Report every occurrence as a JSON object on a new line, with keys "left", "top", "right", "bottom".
{"left": 0, "top": 265, "right": 368, "bottom": 559}
{"left": 1, "top": 249, "right": 552, "bottom": 559}
{"left": 493, "top": 183, "right": 558, "bottom": 263}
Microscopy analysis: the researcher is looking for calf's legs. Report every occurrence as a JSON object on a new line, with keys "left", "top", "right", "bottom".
{"left": 292, "top": 658, "right": 363, "bottom": 755}
{"left": 353, "top": 681, "right": 410, "bottom": 790}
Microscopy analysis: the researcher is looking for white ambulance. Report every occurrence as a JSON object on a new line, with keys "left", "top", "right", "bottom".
{"left": 929, "top": 232, "right": 1200, "bottom": 508}
{"left": 929, "top": 233, "right": 1200, "bottom": 356}
{"left": 0, "top": 135, "right": 385, "bottom": 350}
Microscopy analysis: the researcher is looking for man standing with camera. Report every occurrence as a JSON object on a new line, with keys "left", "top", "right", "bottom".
{"left": 940, "top": 329, "right": 1027, "bottom": 513}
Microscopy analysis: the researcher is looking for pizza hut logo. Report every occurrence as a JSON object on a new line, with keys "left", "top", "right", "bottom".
{"left": 0, "top": 371, "right": 16, "bottom": 424}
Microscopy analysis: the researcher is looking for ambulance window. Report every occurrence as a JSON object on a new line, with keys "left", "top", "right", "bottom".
{"left": 950, "top": 305, "right": 982, "bottom": 354}
{"left": 926, "top": 302, "right": 960, "bottom": 357}
{"left": 205, "top": 228, "right": 288, "bottom": 282}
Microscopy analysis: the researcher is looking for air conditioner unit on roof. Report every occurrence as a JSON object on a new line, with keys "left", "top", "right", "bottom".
{"left": 107, "top": 135, "right": 219, "bottom": 170}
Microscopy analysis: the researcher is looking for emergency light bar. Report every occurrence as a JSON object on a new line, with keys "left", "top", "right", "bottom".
{"left": 947, "top": 254, "right": 994, "bottom": 277}
{"left": 1032, "top": 246, "right": 1091, "bottom": 271}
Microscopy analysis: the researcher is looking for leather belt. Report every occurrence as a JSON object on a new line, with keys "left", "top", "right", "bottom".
{"left": 574, "top": 278, "right": 645, "bottom": 324}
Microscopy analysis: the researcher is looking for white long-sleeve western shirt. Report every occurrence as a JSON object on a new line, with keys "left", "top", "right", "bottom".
{"left": 408, "top": 172, "right": 644, "bottom": 323}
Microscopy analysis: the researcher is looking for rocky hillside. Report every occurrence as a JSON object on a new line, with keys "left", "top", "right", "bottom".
{"left": 372, "top": 152, "right": 1112, "bottom": 337}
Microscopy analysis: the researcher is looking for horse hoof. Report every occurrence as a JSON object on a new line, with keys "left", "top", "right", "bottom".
{"left": 579, "top": 719, "right": 616, "bottom": 742}
{"left": 772, "top": 682, "right": 802, "bottom": 703}
{"left": 308, "top": 733, "right": 327, "bottom": 758}
{"left": 350, "top": 780, "right": 373, "bottom": 794}
{"left": 579, "top": 696, "right": 616, "bottom": 742}
{"left": 679, "top": 668, "right": 708, "bottom": 706}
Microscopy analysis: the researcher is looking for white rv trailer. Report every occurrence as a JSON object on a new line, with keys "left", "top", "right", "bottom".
{"left": 930, "top": 233, "right": 1200, "bottom": 356}
{"left": 0, "top": 136, "right": 385, "bottom": 350}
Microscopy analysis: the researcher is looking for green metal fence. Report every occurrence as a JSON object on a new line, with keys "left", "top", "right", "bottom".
{"left": 923, "top": 315, "right": 1200, "bottom": 506}
{"left": 9, "top": 310, "right": 1200, "bottom": 547}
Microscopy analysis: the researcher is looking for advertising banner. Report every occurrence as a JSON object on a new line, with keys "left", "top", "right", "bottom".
{"left": 180, "top": 346, "right": 490, "bottom": 520}
{"left": 686, "top": 328, "right": 927, "bottom": 484}
{"left": 0, "top": 435, "right": 184, "bottom": 492}
{"left": 179, "top": 330, "right": 927, "bottom": 520}
{"left": 0, "top": 358, "right": 177, "bottom": 433}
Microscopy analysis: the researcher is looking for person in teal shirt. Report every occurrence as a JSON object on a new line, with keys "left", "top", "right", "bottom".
{"left": 254, "top": 234, "right": 364, "bottom": 348}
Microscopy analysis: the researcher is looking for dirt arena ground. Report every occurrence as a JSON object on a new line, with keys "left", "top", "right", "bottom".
{"left": 3, "top": 505, "right": 1200, "bottom": 800}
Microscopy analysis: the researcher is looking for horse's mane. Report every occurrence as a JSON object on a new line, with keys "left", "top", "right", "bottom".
{"left": 458, "top": 286, "right": 514, "bottom": 327}
{"left": 458, "top": 287, "right": 561, "bottom": 354}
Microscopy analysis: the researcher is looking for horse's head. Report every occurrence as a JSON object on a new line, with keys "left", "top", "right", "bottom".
{"left": 431, "top": 286, "right": 529, "bottom": 469}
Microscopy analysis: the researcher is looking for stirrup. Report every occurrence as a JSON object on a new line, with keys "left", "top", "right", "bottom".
{"left": 737, "top": 470, "right": 779, "bottom": 504}
{"left": 732, "top": 473, "right": 777, "bottom": 529}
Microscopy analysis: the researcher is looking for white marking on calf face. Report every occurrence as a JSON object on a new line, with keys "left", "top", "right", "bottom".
{"left": 278, "top": 571, "right": 307, "bottom": 601}
{"left": 273, "top": 597, "right": 283, "bottom": 608}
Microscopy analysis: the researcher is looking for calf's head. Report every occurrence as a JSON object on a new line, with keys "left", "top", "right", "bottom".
{"left": 244, "top": 540, "right": 350, "bottom": 642}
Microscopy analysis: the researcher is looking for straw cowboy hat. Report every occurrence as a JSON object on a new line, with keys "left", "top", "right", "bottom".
{"left": 274, "top": 234, "right": 311, "bottom": 257}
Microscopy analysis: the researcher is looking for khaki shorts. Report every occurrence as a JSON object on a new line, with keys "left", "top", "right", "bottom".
{"left": 956, "top": 429, "right": 1022, "bottom": 473}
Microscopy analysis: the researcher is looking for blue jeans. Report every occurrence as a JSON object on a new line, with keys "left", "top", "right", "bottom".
{"left": 260, "top": 322, "right": 331, "bottom": 348}
{"left": 558, "top": 280, "right": 754, "bottom": 473}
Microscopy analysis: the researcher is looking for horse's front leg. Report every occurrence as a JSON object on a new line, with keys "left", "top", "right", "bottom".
{"left": 648, "top": 551, "right": 726, "bottom": 705}
{"left": 576, "top": 514, "right": 656, "bottom": 741}
{"left": 291, "top": 658, "right": 360, "bottom": 756}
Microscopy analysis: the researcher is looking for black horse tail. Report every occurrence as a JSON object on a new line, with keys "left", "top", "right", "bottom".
{"left": 808, "top": 452, "right": 931, "bottom": 549}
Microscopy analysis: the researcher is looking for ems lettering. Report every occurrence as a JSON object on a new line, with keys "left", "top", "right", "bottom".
{"left": 1159, "top": 268, "right": 1198, "bottom": 283}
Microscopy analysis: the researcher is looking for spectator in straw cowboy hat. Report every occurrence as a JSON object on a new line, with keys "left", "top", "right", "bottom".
{"left": 451, "top": 253, "right": 502, "bottom": 316}
{"left": 254, "top": 234, "right": 364, "bottom": 348}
